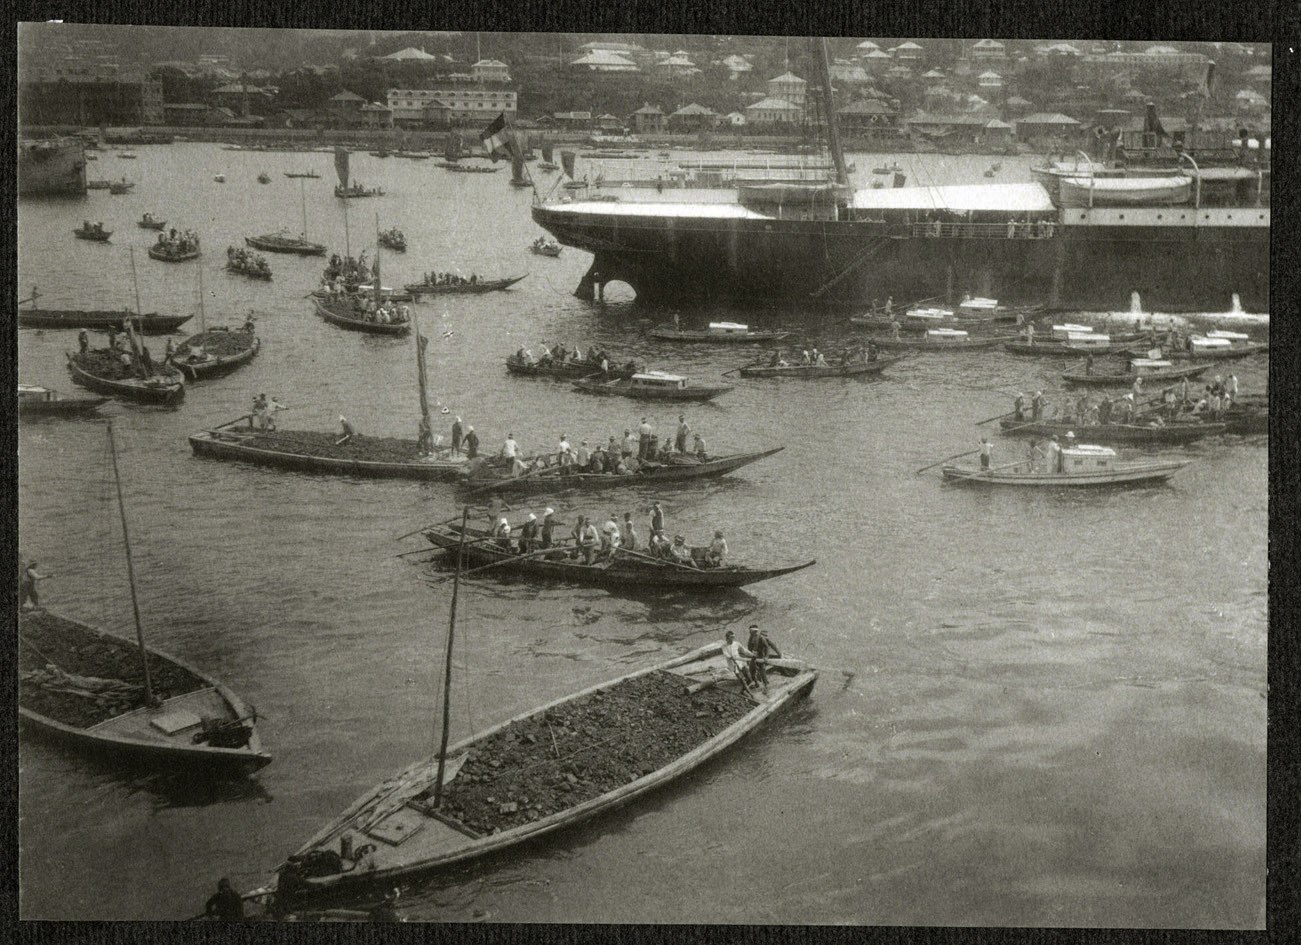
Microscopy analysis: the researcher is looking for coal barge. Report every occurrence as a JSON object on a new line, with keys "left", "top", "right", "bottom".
{"left": 532, "top": 48, "right": 1268, "bottom": 315}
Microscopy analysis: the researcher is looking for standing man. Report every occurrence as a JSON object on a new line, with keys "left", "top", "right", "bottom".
{"left": 451, "top": 416, "right": 464, "bottom": 454}
{"left": 650, "top": 501, "right": 665, "bottom": 537}
{"left": 1013, "top": 392, "right": 1025, "bottom": 422}
{"left": 621, "top": 429, "right": 637, "bottom": 459}
{"left": 78, "top": 329, "right": 89, "bottom": 354}
{"left": 463, "top": 425, "right": 479, "bottom": 459}
{"left": 540, "top": 508, "right": 557, "bottom": 549}
{"left": 204, "top": 878, "right": 245, "bottom": 921}
{"left": 675, "top": 415, "right": 690, "bottom": 454}
{"left": 1131, "top": 376, "right": 1144, "bottom": 406}
{"left": 20, "top": 560, "right": 52, "bottom": 611}
{"left": 638, "top": 417, "right": 653, "bottom": 460}
{"left": 721, "top": 630, "right": 757, "bottom": 690}
{"left": 1047, "top": 435, "right": 1062, "bottom": 474}
{"left": 621, "top": 512, "right": 638, "bottom": 551}
{"left": 501, "top": 433, "right": 519, "bottom": 464}
{"left": 979, "top": 437, "right": 992, "bottom": 470}
{"left": 519, "top": 513, "right": 539, "bottom": 553}
{"left": 578, "top": 517, "right": 600, "bottom": 565}
{"left": 1031, "top": 390, "right": 1047, "bottom": 421}
{"left": 335, "top": 415, "right": 356, "bottom": 445}
{"left": 746, "top": 625, "right": 781, "bottom": 693}
{"left": 1227, "top": 373, "right": 1238, "bottom": 406}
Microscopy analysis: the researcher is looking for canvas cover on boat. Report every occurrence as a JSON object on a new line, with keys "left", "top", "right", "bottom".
{"left": 851, "top": 182, "right": 1056, "bottom": 213}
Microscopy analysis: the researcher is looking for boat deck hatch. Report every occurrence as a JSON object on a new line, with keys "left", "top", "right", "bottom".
{"left": 150, "top": 709, "right": 204, "bottom": 735}
{"left": 365, "top": 805, "right": 427, "bottom": 846}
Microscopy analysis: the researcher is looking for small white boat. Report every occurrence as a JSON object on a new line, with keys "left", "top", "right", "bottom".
{"left": 214, "top": 174, "right": 226, "bottom": 183}
{"left": 1059, "top": 175, "right": 1192, "bottom": 207}
{"left": 943, "top": 444, "right": 1188, "bottom": 487}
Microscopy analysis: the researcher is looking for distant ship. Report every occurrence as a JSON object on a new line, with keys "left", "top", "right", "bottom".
{"left": 533, "top": 42, "right": 1269, "bottom": 315}
{"left": 19, "top": 137, "right": 87, "bottom": 197}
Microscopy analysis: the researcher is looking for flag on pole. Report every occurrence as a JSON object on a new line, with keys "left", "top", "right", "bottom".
{"left": 479, "top": 112, "right": 510, "bottom": 161}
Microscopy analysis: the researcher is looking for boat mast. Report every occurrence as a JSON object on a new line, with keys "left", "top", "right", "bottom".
{"left": 413, "top": 310, "right": 432, "bottom": 439}
{"left": 811, "top": 37, "right": 850, "bottom": 188}
{"left": 300, "top": 178, "right": 308, "bottom": 240}
{"left": 129, "top": 246, "right": 143, "bottom": 318}
{"left": 106, "top": 421, "right": 157, "bottom": 707}
{"left": 342, "top": 196, "right": 351, "bottom": 259}
{"left": 433, "top": 506, "right": 469, "bottom": 809}
{"left": 373, "top": 212, "right": 381, "bottom": 309}
{"left": 197, "top": 259, "right": 206, "bottom": 333}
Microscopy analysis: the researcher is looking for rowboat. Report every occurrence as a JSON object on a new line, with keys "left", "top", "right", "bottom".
{"left": 460, "top": 446, "right": 784, "bottom": 494}
{"left": 866, "top": 329, "right": 1012, "bottom": 351}
{"left": 18, "top": 384, "right": 106, "bottom": 417}
{"left": 312, "top": 297, "right": 411, "bottom": 336}
{"left": 954, "top": 298, "right": 1044, "bottom": 322}
{"left": 406, "top": 275, "right": 527, "bottom": 296}
{"left": 284, "top": 171, "right": 321, "bottom": 179}
{"left": 259, "top": 543, "right": 814, "bottom": 903}
{"left": 1003, "top": 339, "right": 1145, "bottom": 356}
{"left": 67, "top": 351, "right": 185, "bottom": 405}
{"left": 19, "top": 610, "right": 270, "bottom": 774}
{"left": 172, "top": 326, "right": 261, "bottom": 380}
{"left": 257, "top": 173, "right": 272, "bottom": 184}
{"left": 378, "top": 228, "right": 406, "bottom": 252}
{"left": 1061, "top": 359, "right": 1211, "bottom": 387}
{"left": 943, "top": 445, "right": 1188, "bottom": 487}
{"left": 506, "top": 354, "right": 637, "bottom": 381}
{"left": 73, "top": 226, "right": 111, "bottom": 242}
{"left": 19, "top": 305, "right": 192, "bottom": 334}
{"left": 649, "top": 322, "right": 792, "bottom": 343}
{"left": 108, "top": 181, "right": 134, "bottom": 194}
{"left": 137, "top": 215, "right": 166, "bottom": 230}
{"left": 573, "top": 372, "right": 732, "bottom": 402}
{"left": 1131, "top": 339, "right": 1270, "bottom": 361}
{"left": 738, "top": 355, "right": 903, "bottom": 378}
{"left": 148, "top": 243, "right": 201, "bottom": 263}
{"left": 421, "top": 521, "right": 815, "bottom": 589}
{"left": 18, "top": 422, "right": 270, "bottom": 776}
{"left": 188, "top": 427, "right": 469, "bottom": 481}
{"left": 245, "top": 233, "right": 326, "bottom": 256}
{"left": 440, "top": 162, "right": 502, "bottom": 173}
{"left": 531, "top": 238, "right": 562, "bottom": 256}
{"left": 226, "top": 259, "right": 273, "bottom": 280}
{"left": 997, "top": 418, "right": 1226, "bottom": 445}
{"left": 335, "top": 185, "right": 384, "bottom": 198}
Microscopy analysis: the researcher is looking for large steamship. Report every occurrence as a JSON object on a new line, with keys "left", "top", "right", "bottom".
{"left": 532, "top": 42, "right": 1268, "bottom": 314}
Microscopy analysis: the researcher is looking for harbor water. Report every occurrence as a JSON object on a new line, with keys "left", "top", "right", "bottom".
{"left": 17, "top": 145, "right": 1266, "bottom": 925}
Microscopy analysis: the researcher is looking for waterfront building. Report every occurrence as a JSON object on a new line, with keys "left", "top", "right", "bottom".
{"left": 766, "top": 72, "right": 808, "bottom": 106}
{"left": 836, "top": 98, "right": 899, "bottom": 133}
{"left": 744, "top": 97, "right": 803, "bottom": 126}
{"left": 570, "top": 50, "right": 639, "bottom": 72}
{"left": 360, "top": 101, "right": 393, "bottom": 128}
{"left": 1015, "top": 112, "right": 1083, "bottom": 147}
{"left": 668, "top": 103, "right": 720, "bottom": 132}
{"left": 19, "top": 71, "right": 164, "bottom": 126}
{"left": 386, "top": 86, "right": 516, "bottom": 126}
{"left": 630, "top": 103, "right": 666, "bottom": 134}
{"left": 472, "top": 59, "right": 512, "bottom": 82}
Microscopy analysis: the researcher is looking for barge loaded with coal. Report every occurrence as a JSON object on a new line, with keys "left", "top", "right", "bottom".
{"left": 532, "top": 41, "right": 1268, "bottom": 314}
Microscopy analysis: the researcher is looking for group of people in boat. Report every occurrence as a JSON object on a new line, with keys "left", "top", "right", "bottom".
{"left": 379, "top": 227, "right": 405, "bottom": 246}
{"left": 78, "top": 220, "right": 107, "bottom": 235}
{"left": 345, "top": 296, "right": 411, "bottom": 325}
{"left": 483, "top": 501, "right": 730, "bottom": 570}
{"left": 250, "top": 393, "right": 288, "bottom": 431}
{"left": 226, "top": 245, "right": 270, "bottom": 275}
{"left": 766, "top": 344, "right": 876, "bottom": 367}
{"left": 155, "top": 228, "right": 200, "bottom": 254}
{"left": 422, "top": 271, "right": 482, "bottom": 286}
{"left": 516, "top": 343, "right": 639, "bottom": 375}
{"left": 532, "top": 236, "right": 559, "bottom": 252}
{"left": 473, "top": 414, "right": 708, "bottom": 478}
{"left": 722, "top": 626, "right": 783, "bottom": 695}
{"left": 82, "top": 322, "right": 166, "bottom": 379}
{"left": 1011, "top": 373, "right": 1242, "bottom": 428}
{"left": 324, "top": 253, "right": 374, "bottom": 286}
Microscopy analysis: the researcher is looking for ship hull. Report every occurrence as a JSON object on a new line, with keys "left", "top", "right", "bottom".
{"left": 532, "top": 205, "right": 1268, "bottom": 314}
{"left": 18, "top": 138, "right": 87, "bottom": 197}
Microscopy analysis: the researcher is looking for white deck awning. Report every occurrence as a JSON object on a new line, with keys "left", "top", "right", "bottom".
{"left": 851, "top": 182, "right": 1056, "bottom": 212}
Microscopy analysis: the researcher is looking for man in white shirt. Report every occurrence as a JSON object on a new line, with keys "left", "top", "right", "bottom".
{"left": 721, "top": 630, "right": 756, "bottom": 690}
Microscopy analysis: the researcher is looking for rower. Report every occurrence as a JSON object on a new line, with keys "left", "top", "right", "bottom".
{"left": 336, "top": 415, "right": 356, "bottom": 445}
{"left": 669, "top": 535, "right": 695, "bottom": 567}
{"left": 706, "top": 530, "right": 728, "bottom": 568}
{"left": 451, "top": 416, "right": 464, "bottom": 453}
{"left": 1013, "top": 392, "right": 1025, "bottom": 422}
{"left": 621, "top": 512, "right": 638, "bottom": 551}
{"left": 1031, "top": 390, "right": 1046, "bottom": 421}
{"left": 519, "top": 513, "right": 539, "bottom": 553}
{"left": 721, "top": 630, "right": 757, "bottom": 691}
{"left": 540, "top": 508, "right": 557, "bottom": 549}
{"left": 463, "top": 425, "right": 479, "bottom": 459}
{"left": 600, "top": 515, "right": 622, "bottom": 558}
{"left": 494, "top": 516, "right": 513, "bottom": 552}
{"left": 746, "top": 625, "right": 781, "bottom": 693}
{"left": 692, "top": 432, "right": 708, "bottom": 460}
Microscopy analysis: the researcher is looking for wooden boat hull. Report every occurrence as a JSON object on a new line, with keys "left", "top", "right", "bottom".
{"left": 649, "top": 329, "right": 792, "bottom": 343}
{"left": 67, "top": 358, "right": 185, "bottom": 405}
{"left": 572, "top": 378, "right": 732, "bottom": 401}
{"left": 73, "top": 230, "right": 111, "bottom": 241}
{"left": 997, "top": 418, "right": 1226, "bottom": 445}
{"left": 335, "top": 188, "right": 384, "bottom": 198}
{"left": 267, "top": 643, "right": 816, "bottom": 899}
{"left": 19, "top": 310, "right": 193, "bottom": 334}
{"left": 148, "top": 246, "right": 201, "bottom": 263}
{"left": 312, "top": 298, "right": 411, "bottom": 336}
{"left": 137, "top": 220, "right": 166, "bottom": 230}
{"left": 1147, "top": 343, "right": 1269, "bottom": 361}
{"left": 462, "top": 447, "right": 784, "bottom": 494}
{"left": 406, "top": 275, "right": 527, "bottom": 295}
{"left": 942, "top": 460, "right": 1188, "bottom": 486}
{"left": 531, "top": 245, "right": 562, "bottom": 256}
{"left": 18, "top": 610, "right": 270, "bottom": 774}
{"left": 245, "top": 235, "right": 326, "bottom": 256}
{"left": 18, "top": 394, "right": 107, "bottom": 417}
{"left": 187, "top": 430, "right": 468, "bottom": 482}
{"left": 174, "top": 337, "right": 261, "bottom": 380}
{"left": 284, "top": 173, "right": 321, "bottom": 179}
{"left": 738, "top": 356, "right": 902, "bottom": 378}
{"left": 1004, "top": 335, "right": 1151, "bottom": 356}
{"left": 866, "top": 335, "right": 1010, "bottom": 351}
{"left": 226, "top": 265, "right": 273, "bottom": 280}
{"left": 1061, "top": 364, "right": 1210, "bottom": 387}
{"left": 423, "top": 523, "right": 815, "bottom": 588}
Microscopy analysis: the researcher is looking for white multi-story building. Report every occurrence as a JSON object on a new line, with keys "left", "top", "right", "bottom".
{"left": 472, "top": 59, "right": 511, "bottom": 82}
{"left": 386, "top": 85, "right": 517, "bottom": 125}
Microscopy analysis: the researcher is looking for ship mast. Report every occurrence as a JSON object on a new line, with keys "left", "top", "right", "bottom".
{"left": 106, "top": 421, "right": 157, "bottom": 707}
{"left": 433, "top": 506, "right": 470, "bottom": 809}
{"left": 811, "top": 37, "right": 850, "bottom": 188}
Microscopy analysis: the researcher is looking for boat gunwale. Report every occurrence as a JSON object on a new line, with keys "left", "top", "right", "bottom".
{"left": 188, "top": 431, "right": 466, "bottom": 480}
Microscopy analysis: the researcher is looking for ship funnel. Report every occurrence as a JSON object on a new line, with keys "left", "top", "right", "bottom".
{"left": 1129, "top": 291, "right": 1143, "bottom": 314}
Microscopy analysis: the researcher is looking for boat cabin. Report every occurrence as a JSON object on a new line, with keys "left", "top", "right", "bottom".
{"left": 958, "top": 296, "right": 999, "bottom": 312}
{"left": 708, "top": 321, "right": 750, "bottom": 336}
{"left": 1189, "top": 336, "right": 1232, "bottom": 353}
{"left": 1066, "top": 331, "right": 1111, "bottom": 348}
{"left": 1052, "top": 323, "right": 1094, "bottom": 339}
{"left": 18, "top": 384, "right": 54, "bottom": 403}
{"left": 1060, "top": 444, "right": 1116, "bottom": 470}
{"left": 1206, "top": 330, "right": 1249, "bottom": 342}
{"left": 907, "top": 307, "right": 953, "bottom": 321}
{"left": 926, "top": 328, "right": 969, "bottom": 343}
{"left": 631, "top": 371, "right": 688, "bottom": 391}
{"left": 1129, "top": 358, "right": 1174, "bottom": 375}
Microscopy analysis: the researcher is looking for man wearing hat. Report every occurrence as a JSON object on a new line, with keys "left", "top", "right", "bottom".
{"left": 721, "top": 630, "right": 758, "bottom": 691}
{"left": 669, "top": 535, "right": 694, "bottom": 567}
{"left": 540, "top": 508, "right": 557, "bottom": 549}
{"left": 463, "top": 425, "right": 479, "bottom": 459}
{"left": 675, "top": 414, "right": 691, "bottom": 454}
{"left": 650, "top": 501, "right": 665, "bottom": 536}
{"left": 638, "top": 417, "right": 653, "bottom": 460}
{"left": 747, "top": 625, "right": 782, "bottom": 693}
{"left": 335, "top": 415, "right": 355, "bottom": 445}
{"left": 451, "top": 416, "right": 464, "bottom": 453}
{"left": 494, "top": 515, "right": 513, "bottom": 552}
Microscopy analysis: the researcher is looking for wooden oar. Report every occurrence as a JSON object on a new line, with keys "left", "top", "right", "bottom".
{"left": 941, "top": 459, "right": 1028, "bottom": 481}
{"left": 915, "top": 448, "right": 979, "bottom": 475}
{"left": 421, "top": 541, "right": 581, "bottom": 584}
{"left": 975, "top": 408, "right": 1018, "bottom": 426}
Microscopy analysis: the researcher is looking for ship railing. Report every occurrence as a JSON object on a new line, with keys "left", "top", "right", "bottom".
{"left": 905, "top": 221, "right": 1058, "bottom": 239}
